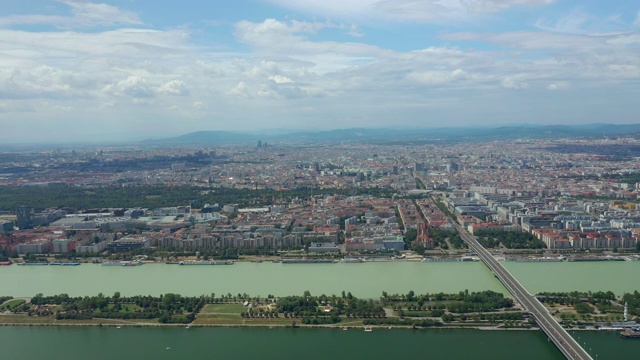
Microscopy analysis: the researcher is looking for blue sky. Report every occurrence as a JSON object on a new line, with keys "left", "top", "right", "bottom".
{"left": 0, "top": 0, "right": 639, "bottom": 143}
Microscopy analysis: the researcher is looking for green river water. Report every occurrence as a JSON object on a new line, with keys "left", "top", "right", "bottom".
{"left": 1, "top": 327, "right": 635, "bottom": 360}
{"left": 1, "top": 261, "right": 639, "bottom": 298}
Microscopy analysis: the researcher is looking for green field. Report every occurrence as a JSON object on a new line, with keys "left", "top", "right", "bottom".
{"left": 200, "top": 303, "right": 245, "bottom": 314}
{"left": 0, "top": 299, "right": 25, "bottom": 311}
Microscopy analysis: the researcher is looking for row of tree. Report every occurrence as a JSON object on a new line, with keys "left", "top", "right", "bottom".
{"left": 29, "top": 292, "right": 205, "bottom": 323}
{"left": 475, "top": 229, "right": 545, "bottom": 249}
{"left": 0, "top": 185, "right": 396, "bottom": 211}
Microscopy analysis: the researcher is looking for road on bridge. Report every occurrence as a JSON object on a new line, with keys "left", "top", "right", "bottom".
{"left": 451, "top": 221, "right": 593, "bottom": 360}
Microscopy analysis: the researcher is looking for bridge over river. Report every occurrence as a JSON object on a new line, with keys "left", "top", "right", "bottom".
{"left": 452, "top": 222, "right": 593, "bottom": 360}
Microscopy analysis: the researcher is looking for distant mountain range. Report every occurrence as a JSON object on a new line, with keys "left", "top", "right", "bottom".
{"left": 143, "top": 124, "right": 640, "bottom": 146}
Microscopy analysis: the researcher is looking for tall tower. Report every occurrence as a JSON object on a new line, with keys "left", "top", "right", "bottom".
{"left": 624, "top": 301, "right": 628, "bottom": 322}
{"left": 16, "top": 206, "right": 33, "bottom": 229}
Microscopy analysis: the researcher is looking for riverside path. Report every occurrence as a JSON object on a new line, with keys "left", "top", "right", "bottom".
{"left": 451, "top": 221, "right": 593, "bottom": 360}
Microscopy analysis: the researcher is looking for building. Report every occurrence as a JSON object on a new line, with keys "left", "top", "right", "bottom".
{"left": 16, "top": 206, "right": 33, "bottom": 229}
{"left": 106, "top": 237, "right": 150, "bottom": 252}
{"left": 76, "top": 240, "right": 110, "bottom": 254}
{"left": 308, "top": 242, "right": 341, "bottom": 253}
{"left": 0, "top": 220, "right": 13, "bottom": 233}
{"left": 16, "top": 239, "right": 52, "bottom": 254}
{"left": 171, "top": 163, "right": 186, "bottom": 171}
{"left": 52, "top": 239, "right": 75, "bottom": 253}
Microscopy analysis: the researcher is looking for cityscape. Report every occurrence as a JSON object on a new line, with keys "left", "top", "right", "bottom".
{"left": 2, "top": 133, "right": 640, "bottom": 359}
{"left": 1, "top": 0, "right": 640, "bottom": 359}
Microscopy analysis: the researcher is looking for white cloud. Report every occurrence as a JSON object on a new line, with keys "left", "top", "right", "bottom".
{"left": 228, "top": 81, "right": 251, "bottom": 97}
{"left": 501, "top": 76, "right": 530, "bottom": 90}
{"left": 234, "top": 19, "right": 388, "bottom": 74}
{"left": 348, "top": 24, "right": 363, "bottom": 37}
{"left": 269, "top": 75, "right": 294, "bottom": 83}
{"left": 606, "top": 34, "right": 640, "bottom": 45}
{"left": 407, "top": 68, "right": 469, "bottom": 85}
{"left": 192, "top": 102, "right": 206, "bottom": 110}
{"left": 547, "top": 81, "right": 569, "bottom": 90}
{"left": 607, "top": 64, "right": 640, "bottom": 78}
{"left": 0, "top": 0, "right": 142, "bottom": 29}
{"left": 265, "top": 0, "right": 556, "bottom": 22}
{"left": 158, "top": 80, "right": 190, "bottom": 96}
{"left": 0, "top": 66, "right": 78, "bottom": 99}
{"left": 103, "top": 76, "right": 154, "bottom": 98}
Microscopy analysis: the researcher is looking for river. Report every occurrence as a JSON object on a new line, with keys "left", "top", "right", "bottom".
{"left": 1, "top": 261, "right": 639, "bottom": 298}
{"left": 1, "top": 327, "right": 634, "bottom": 360}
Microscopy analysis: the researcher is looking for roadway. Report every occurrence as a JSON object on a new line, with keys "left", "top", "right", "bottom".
{"left": 451, "top": 222, "right": 593, "bottom": 360}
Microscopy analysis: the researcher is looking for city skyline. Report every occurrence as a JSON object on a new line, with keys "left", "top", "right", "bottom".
{"left": 1, "top": 0, "right": 639, "bottom": 143}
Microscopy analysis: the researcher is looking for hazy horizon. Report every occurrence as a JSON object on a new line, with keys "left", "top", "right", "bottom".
{"left": 1, "top": 0, "right": 639, "bottom": 143}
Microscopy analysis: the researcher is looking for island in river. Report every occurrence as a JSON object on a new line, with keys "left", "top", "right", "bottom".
{"left": 1, "top": 290, "right": 638, "bottom": 335}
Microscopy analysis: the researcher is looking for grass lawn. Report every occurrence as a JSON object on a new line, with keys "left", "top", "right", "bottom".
{"left": 0, "top": 299, "right": 25, "bottom": 311}
{"left": 242, "top": 318, "right": 295, "bottom": 325}
{"left": 193, "top": 317, "right": 243, "bottom": 325}
{"left": 0, "top": 315, "right": 54, "bottom": 324}
{"left": 200, "top": 303, "right": 245, "bottom": 314}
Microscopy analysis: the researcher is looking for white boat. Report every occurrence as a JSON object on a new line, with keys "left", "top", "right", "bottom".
{"left": 364, "top": 327, "right": 373, "bottom": 332}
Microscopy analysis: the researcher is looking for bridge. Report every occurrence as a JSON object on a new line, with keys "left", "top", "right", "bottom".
{"left": 451, "top": 222, "right": 593, "bottom": 360}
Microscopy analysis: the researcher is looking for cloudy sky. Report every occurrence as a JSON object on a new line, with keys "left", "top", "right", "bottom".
{"left": 1, "top": 0, "right": 639, "bottom": 143}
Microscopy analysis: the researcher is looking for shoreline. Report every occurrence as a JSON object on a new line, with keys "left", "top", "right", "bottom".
{"left": 0, "top": 321, "right": 618, "bottom": 333}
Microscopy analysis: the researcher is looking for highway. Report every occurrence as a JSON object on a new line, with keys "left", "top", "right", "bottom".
{"left": 452, "top": 222, "right": 593, "bottom": 360}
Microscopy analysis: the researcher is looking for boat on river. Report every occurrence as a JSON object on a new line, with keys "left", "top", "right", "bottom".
{"left": 178, "top": 261, "right": 233, "bottom": 265}
{"left": 17, "top": 262, "right": 49, "bottom": 266}
{"left": 620, "top": 326, "right": 640, "bottom": 338}
{"left": 512, "top": 257, "right": 564, "bottom": 263}
{"left": 281, "top": 259, "right": 336, "bottom": 264}
{"left": 49, "top": 262, "right": 81, "bottom": 266}
{"left": 102, "top": 261, "right": 144, "bottom": 266}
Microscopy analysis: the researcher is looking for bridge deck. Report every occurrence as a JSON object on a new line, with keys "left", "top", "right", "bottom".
{"left": 452, "top": 222, "right": 593, "bottom": 360}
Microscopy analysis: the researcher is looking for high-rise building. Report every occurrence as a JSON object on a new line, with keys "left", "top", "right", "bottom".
{"left": 16, "top": 206, "right": 33, "bottom": 229}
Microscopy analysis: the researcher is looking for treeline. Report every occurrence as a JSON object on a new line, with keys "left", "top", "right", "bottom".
{"left": 475, "top": 230, "right": 545, "bottom": 249}
{"left": 0, "top": 249, "right": 9, "bottom": 262}
{"left": 275, "top": 292, "right": 385, "bottom": 320}
{"left": 363, "top": 318, "right": 440, "bottom": 327}
{"left": 382, "top": 290, "right": 513, "bottom": 313}
{"left": 428, "top": 228, "right": 465, "bottom": 249}
{"left": 30, "top": 292, "right": 205, "bottom": 323}
{"left": 0, "top": 185, "right": 395, "bottom": 211}
{"left": 537, "top": 291, "right": 624, "bottom": 315}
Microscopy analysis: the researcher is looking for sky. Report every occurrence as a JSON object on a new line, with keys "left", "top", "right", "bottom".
{"left": 0, "top": 0, "right": 639, "bottom": 143}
